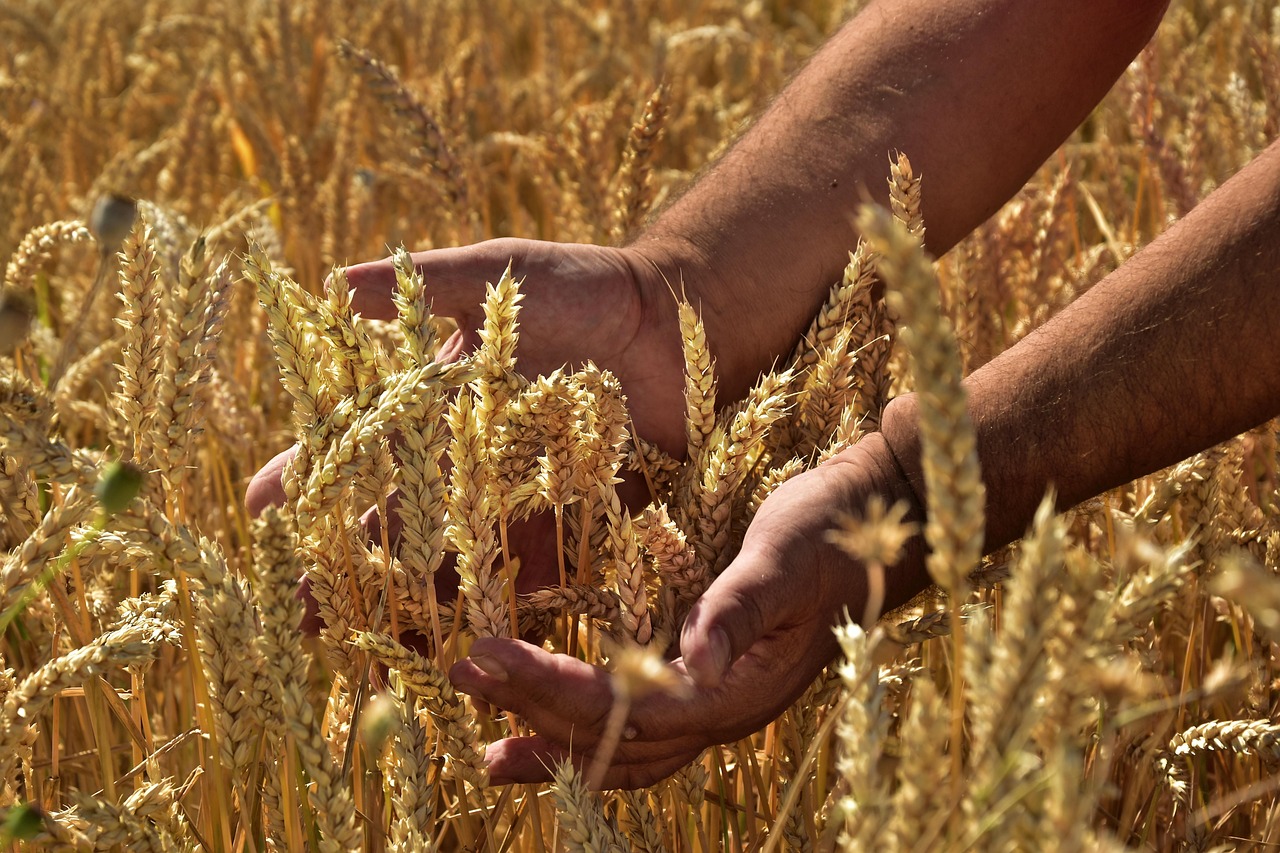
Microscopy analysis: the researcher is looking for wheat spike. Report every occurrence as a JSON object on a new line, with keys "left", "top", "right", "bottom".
{"left": 888, "top": 151, "right": 925, "bottom": 241}
{"left": 251, "top": 508, "right": 361, "bottom": 852}
{"left": 391, "top": 246, "right": 438, "bottom": 366}
{"left": 352, "top": 631, "right": 488, "bottom": 787}
{"left": 336, "top": 39, "right": 472, "bottom": 213}
{"left": 0, "top": 624, "right": 164, "bottom": 791}
{"left": 611, "top": 81, "right": 670, "bottom": 242}
{"left": 1161, "top": 719, "right": 1280, "bottom": 801}
{"left": 147, "top": 242, "right": 234, "bottom": 492}
{"left": 834, "top": 624, "right": 890, "bottom": 848}
{"left": 965, "top": 495, "right": 1064, "bottom": 811}
{"left": 617, "top": 789, "right": 668, "bottom": 853}
{"left": 376, "top": 678, "right": 437, "bottom": 851}
{"left": 3, "top": 220, "right": 93, "bottom": 291}
{"left": 860, "top": 204, "right": 984, "bottom": 594}
{"left": 196, "top": 573, "right": 270, "bottom": 787}
{"left": 551, "top": 760, "right": 631, "bottom": 852}
{"left": 111, "top": 223, "right": 164, "bottom": 459}
{"left": 446, "top": 392, "right": 508, "bottom": 639}
{"left": 678, "top": 299, "right": 717, "bottom": 463}
{"left": 0, "top": 371, "right": 101, "bottom": 486}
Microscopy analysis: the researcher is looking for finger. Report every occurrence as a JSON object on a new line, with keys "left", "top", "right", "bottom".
{"left": 451, "top": 638, "right": 710, "bottom": 756}
{"left": 484, "top": 735, "right": 699, "bottom": 790}
{"left": 343, "top": 239, "right": 524, "bottom": 322}
{"left": 436, "top": 328, "right": 474, "bottom": 365}
{"left": 679, "top": 540, "right": 810, "bottom": 689}
{"left": 450, "top": 638, "right": 615, "bottom": 746}
{"left": 245, "top": 445, "right": 297, "bottom": 517}
{"left": 482, "top": 735, "right": 573, "bottom": 785}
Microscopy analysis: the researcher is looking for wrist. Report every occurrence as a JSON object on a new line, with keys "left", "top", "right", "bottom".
{"left": 821, "top": 430, "right": 933, "bottom": 616}
{"left": 620, "top": 232, "right": 717, "bottom": 337}
{"left": 880, "top": 389, "right": 1036, "bottom": 558}
{"left": 824, "top": 429, "right": 927, "bottom": 542}
{"left": 620, "top": 234, "right": 760, "bottom": 402}
{"left": 877, "top": 395, "right": 927, "bottom": 515}
{"left": 624, "top": 228, "right": 819, "bottom": 404}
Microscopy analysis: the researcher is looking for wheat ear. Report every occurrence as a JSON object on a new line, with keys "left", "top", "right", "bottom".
{"left": 251, "top": 508, "right": 361, "bottom": 852}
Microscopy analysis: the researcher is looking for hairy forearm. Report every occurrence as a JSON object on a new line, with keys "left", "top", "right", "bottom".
{"left": 883, "top": 138, "right": 1280, "bottom": 553}
{"left": 634, "top": 0, "right": 1168, "bottom": 399}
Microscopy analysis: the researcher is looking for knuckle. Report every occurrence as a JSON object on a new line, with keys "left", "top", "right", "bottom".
{"left": 476, "top": 236, "right": 526, "bottom": 266}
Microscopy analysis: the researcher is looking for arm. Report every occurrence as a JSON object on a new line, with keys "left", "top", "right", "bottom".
{"left": 638, "top": 0, "right": 1171, "bottom": 401}
{"left": 439, "top": 0, "right": 1181, "bottom": 787}
{"left": 300, "top": 0, "right": 1181, "bottom": 788}
{"left": 252, "top": 0, "right": 1168, "bottom": 508}
{"left": 882, "top": 137, "right": 1280, "bottom": 560}
{"left": 699, "top": 138, "right": 1280, "bottom": 693}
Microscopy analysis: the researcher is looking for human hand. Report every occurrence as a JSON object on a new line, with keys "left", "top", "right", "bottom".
{"left": 448, "top": 432, "right": 931, "bottom": 789}
{"left": 244, "top": 236, "right": 708, "bottom": 629}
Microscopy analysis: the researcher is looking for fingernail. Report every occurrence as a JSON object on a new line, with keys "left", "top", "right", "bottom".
{"left": 707, "top": 626, "right": 731, "bottom": 682}
{"left": 471, "top": 652, "right": 509, "bottom": 683}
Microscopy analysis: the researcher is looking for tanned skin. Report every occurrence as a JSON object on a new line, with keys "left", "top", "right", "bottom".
{"left": 242, "top": 0, "right": 1280, "bottom": 790}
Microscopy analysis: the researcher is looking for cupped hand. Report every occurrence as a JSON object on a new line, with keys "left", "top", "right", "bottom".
{"left": 245, "top": 236, "right": 708, "bottom": 631}
{"left": 449, "top": 432, "right": 932, "bottom": 789}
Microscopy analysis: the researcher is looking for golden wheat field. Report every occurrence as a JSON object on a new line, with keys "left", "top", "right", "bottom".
{"left": 2, "top": 0, "right": 1280, "bottom": 850}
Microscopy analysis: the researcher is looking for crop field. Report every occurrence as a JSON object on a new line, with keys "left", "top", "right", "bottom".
{"left": 2, "top": 0, "right": 1279, "bottom": 850}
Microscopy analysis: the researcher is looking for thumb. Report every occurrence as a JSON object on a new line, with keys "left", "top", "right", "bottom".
{"left": 679, "top": 546, "right": 796, "bottom": 689}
